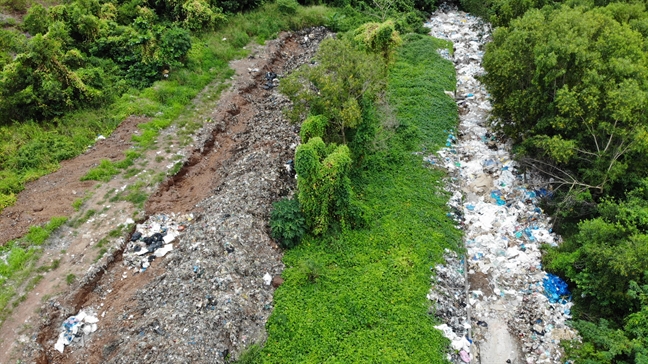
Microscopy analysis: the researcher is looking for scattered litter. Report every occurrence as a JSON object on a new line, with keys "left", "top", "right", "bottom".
{"left": 122, "top": 213, "right": 191, "bottom": 273}
{"left": 54, "top": 310, "right": 99, "bottom": 353}
{"left": 56, "top": 27, "right": 331, "bottom": 362}
{"left": 425, "top": 6, "right": 577, "bottom": 363}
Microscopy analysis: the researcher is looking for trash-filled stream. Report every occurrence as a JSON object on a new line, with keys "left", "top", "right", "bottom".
{"left": 425, "top": 6, "right": 578, "bottom": 363}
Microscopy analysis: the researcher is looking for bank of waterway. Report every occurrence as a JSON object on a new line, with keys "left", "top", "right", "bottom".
{"left": 426, "top": 7, "right": 578, "bottom": 364}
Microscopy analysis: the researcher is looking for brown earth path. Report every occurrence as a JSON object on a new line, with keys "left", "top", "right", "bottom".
{"left": 0, "top": 116, "right": 149, "bottom": 246}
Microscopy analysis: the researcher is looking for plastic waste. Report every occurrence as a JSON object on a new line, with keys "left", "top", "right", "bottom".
{"left": 543, "top": 273, "right": 571, "bottom": 303}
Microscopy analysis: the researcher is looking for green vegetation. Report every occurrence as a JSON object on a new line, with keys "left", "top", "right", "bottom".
{"left": 0, "top": 216, "right": 67, "bottom": 324}
{"left": 65, "top": 273, "right": 76, "bottom": 285}
{"left": 261, "top": 33, "right": 460, "bottom": 362}
{"left": 479, "top": 0, "right": 648, "bottom": 361}
{"left": 269, "top": 198, "right": 307, "bottom": 249}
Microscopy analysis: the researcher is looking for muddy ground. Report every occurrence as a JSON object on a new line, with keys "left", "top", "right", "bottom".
{"left": 0, "top": 27, "right": 332, "bottom": 363}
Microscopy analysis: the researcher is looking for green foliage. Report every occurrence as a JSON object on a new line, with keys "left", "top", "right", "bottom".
{"left": 261, "top": 35, "right": 460, "bottom": 362}
{"left": 277, "top": 0, "right": 299, "bottom": 14}
{"left": 270, "top": 198, "right": 307, "bottom": 249}
{"left": 353, "top": 19, "right": 403, "bottom": 64}
{"left": 299, "top": 114, "right": 329, "bottom": 143}
{"left": 25, "top": 216, "right": 67, "bottom": 245}
{"left": 281, "top": 35, "right": 385, "bottom": 144}
{"left": 81, "top": 159, "right": 118, "bottom": 182}
{"left": 0, "top": 28, "right": 27, "bottom": 69}
{"left": 23, "top": 3, "right": 50, "bottom": 35}
{"left": 0, "top": 0, "right": 29, "bottom": 12}
{"left": 65, "top": 273, "right": 76, "bottom": 285}
{"left": 295, "top": 138, "right": 355, "bottom": 235}
{"left": 387, "top": 33, "right": 456, "bottom": 151}
{"left": 482, "top": 4, "right": 648, "bottom": 200}
{"left": 0, "top": 193, "right": 16, "bottom": 210}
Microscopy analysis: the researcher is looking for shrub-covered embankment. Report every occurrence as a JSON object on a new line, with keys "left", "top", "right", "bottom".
{"left": 259, "top": 32, "right": 461, "bottom": 363}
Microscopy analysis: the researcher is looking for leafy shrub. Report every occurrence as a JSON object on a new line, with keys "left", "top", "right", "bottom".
{"left": 277, "top": 0, "right": 298, "bottom": 14}
{"left": 23, "top": 3, "right": 50, "bottom": 35}
{"left": 299, "top": 114, "right": 329, "bottom": 143}
{"left": 295, "top": 137, "right": 355, "bottom": 234}
{"left": 182, "top": 0, "right": 226, "bottom": 30}
{"left": 270, "top": 198, "right": 306, "bottom": 249}
{"left": 353, "top": 19, "right": 402, "bottom": 64}
{"left": 0, "top": 193, "right": 16, "bottom": 210}
{"left": 0, "top": 0, "right": 28, "bottom": 12}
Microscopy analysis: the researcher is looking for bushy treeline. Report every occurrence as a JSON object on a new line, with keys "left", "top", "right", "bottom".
{"left": 479, "top": 0, "right": 648, "bottom": 361}
{"left": 461, "top": 0, "right": 648, "bottom": 26}
{"left": 0, "top": 0, "right": 435, "bottom": 124}
{"left": 0, "top": 0, "right": 227, "bottom": 123}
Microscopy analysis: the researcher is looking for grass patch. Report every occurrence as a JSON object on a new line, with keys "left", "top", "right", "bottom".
{"left": 65, "top": 274, "right": 76, "bottom": 285}
{"left": 0, "top": 216, "right": 68, "bottom": 325}
{"left": 70, "top": 209, "right": 96, "bottom": 228}
{"left": 169, "top": 161, "right": 184, "bottom": 176}
{"left": 260, "top": 34, "right": 460, "bottom": 362}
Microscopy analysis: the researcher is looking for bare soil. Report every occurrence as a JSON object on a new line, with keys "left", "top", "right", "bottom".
{"left": 0, "top": 116, "right": 149, "bottom": 245}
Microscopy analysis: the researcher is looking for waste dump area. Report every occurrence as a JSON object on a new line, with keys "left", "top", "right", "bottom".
{"left": 29, "top": 27, "right": 332, "bottom": 364}
{"left": 425, "top": 7, "right": 578, "bottom": 363}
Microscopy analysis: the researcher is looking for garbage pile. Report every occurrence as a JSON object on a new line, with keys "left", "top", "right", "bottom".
{"left": 425, "top": 7, "right": 578, "bottom": 363}
{"left": 428, "top": 250, "right": 471, "bottom": 363}
{"left": 54, "top": 310, "right": 99, "bottom": 353}
{"left": 122, "top": 213, "right": 192, "bottom": 273}
{"left": 55, "top": 27, "right": 329, "bottom": 363}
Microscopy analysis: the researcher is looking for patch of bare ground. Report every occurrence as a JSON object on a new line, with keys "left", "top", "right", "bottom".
{"left": 0, "top": 116, "right": 148, "bottom": 246}
{"left": 0, "top": 27, "right": 331, "bottom": 363}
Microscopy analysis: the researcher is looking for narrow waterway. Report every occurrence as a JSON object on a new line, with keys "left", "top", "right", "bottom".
{"left": 426, "top": 7, "right": 578, "bottom": 364}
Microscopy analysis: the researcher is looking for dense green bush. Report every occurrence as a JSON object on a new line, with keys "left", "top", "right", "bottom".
{"left": 278, "top": 0, "right": 299, "bottom": 14}
{"left": 295, "top": 137, "right": 355, "bottom": 234}
{"left": 281, "top": 35, "right": 386, "bottom": 144}
{"left": 482, "top": 4, "right": 648, "bottom": 202}
{"left": 270, "top": 198, "right": 307, "bottom": 249}
{"left": 459, "top": 0, "right": 646, "bottom": 27}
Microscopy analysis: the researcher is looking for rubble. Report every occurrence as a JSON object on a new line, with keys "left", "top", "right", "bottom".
{"left": 122, "top": 213, "right": 192, "bottom": 272}
{"left": 425, "top": 6, "right": 578, "bottom": 363}
{"left": 54, "top": 310, "right": 99, "bottom": 353}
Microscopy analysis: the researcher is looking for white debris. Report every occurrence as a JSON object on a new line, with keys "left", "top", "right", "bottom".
{"left": 425, "top": 6, "right": 578, "bottom": 363}
{"left": 122, "top": 213, "right": 190, "bottom": 272}
{"left": 263, "top": 272, "right": 272, "bottom": 286}
{"left": 54, "top": 309, "right": 99, "bottom": 353}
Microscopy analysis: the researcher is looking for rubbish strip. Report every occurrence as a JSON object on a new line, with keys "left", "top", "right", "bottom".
{"left": 425, "top": 5, "right": 578, "bottom": 363}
